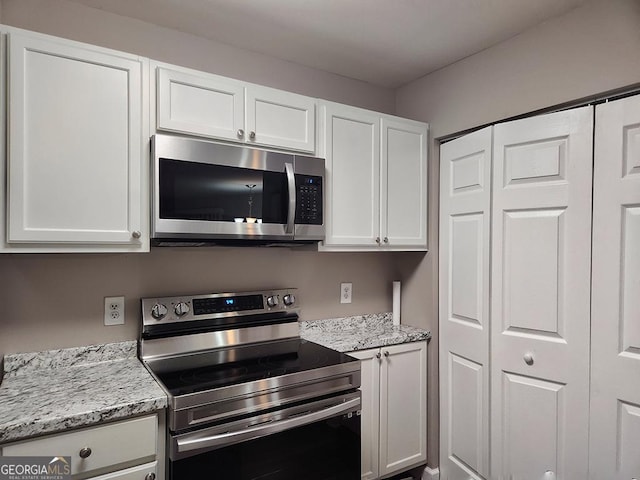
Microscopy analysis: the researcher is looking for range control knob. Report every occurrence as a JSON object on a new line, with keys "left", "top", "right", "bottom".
{"left": 174, "top": 302, "right": 190, "bottom": 316}
{"left": 283, "top": 294, "right": 296, "bottom": 306}
{"left": 151, "top": 303, "right": 168, "bottom": 320}
{"left": 266, "top": 295, "right": 279, "bottom": 308}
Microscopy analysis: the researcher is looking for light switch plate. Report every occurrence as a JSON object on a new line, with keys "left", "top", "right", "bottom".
{"left": 340, "top": 283, "right": 352, "bottom": 304}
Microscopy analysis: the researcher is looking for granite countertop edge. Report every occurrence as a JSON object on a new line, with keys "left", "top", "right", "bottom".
{"left": 299, "top": 312, "right": 432, "bottom": 353}
{"left": 0, "top": 341, "right": 168, "bottom": 445}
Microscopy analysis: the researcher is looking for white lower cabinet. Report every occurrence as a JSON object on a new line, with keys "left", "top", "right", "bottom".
{"left": 351, "top": 341, "right": 427, "bottom": 479}
{"left": 88, "top": 462, "right": 157, "bottom": 480}
{"left": 1, "top": 414, "right": 161, "bottom": 480}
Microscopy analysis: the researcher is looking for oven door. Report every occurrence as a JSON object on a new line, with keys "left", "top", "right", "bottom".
{"left": 169, "top": 392, "right": 360, "bottom": 480}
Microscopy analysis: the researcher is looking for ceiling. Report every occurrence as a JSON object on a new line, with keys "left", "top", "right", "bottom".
{"left": 68, "top": 0, "right": 589, "bottom": 88}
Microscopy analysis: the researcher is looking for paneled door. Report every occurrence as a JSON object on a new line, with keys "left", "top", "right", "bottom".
{"left": 319, "top": 102, "right": 380, "bottom": 247}
{"left": 156, "top": 66, "right": 245, "bottom": 141}
{"left": 7, "top": 31, "right": 146, "bottom": 249}
{"left": 439, "top": 126, "right": 493, "bottom": 480}
{"left": 491, "top": 107, "right": 593, "bottom": 479}
{"left": 381, "top": 117, "right": 428, "bottom": 248}
{"left": 589, "top": 95, "right": 640, "bottom": 479}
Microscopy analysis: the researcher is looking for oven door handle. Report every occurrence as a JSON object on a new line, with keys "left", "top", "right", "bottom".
{"left": 174, "top": 396, "right": 360, "bottom": 457}
{"left": 284, "top": 162, "right": 296, "bottom": 235}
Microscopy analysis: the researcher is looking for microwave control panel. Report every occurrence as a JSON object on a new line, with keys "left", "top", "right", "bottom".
{"left": 295, "top": 175, "right": 323, "bottom": 225}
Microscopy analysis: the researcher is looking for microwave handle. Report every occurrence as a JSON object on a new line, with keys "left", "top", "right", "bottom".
{"left": 284, "top": 162, "right": 296, "bottom": 235}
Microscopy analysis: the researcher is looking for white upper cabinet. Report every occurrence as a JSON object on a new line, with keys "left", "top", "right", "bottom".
{"left": 157, "top": 66, "right": 244, "bottom": 142}
{"left": 155, "top": 64, "right": 316, "bottom": 153}
{"left": 320, "top": 101, "right": 428, "bottom": 251}
{"left": 3, "top": 29, "right": 148, "bottom": 252}
{"left": 381, "top": 117, "right": 428, "bottom": 248}
{"left": 320, "top": 101, "right": 380, "bottom": 247}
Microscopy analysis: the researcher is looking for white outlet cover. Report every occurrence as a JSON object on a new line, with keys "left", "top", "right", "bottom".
{"left": 340, "top": 283, "right": 352, "bottom": 304}
{"left": 104, "top": 296, "right": 125, "bottom": 326}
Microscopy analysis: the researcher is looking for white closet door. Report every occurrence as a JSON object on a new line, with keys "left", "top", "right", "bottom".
{"left": 589, "top": 95, "right": 640, "bottom": 479}
{"left": 491, "top": 107, "right": 593, "bottom": 479}
{"left": 439, "top": 126, "right": 492, "bottom": 480}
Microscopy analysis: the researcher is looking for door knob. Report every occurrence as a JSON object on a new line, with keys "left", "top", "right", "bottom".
{"left": 249, "top": 131, "right": 256, "bottom": 140}
{"left": 523, "top": 352, "right": 534, "bottom": 365}
{"left": 79, "top": 447, "right": 92, "bottom": 458}
{"left": 237, "top": 129, "right": 245, "bottom": 138}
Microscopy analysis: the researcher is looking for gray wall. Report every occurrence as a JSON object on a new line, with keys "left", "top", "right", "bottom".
{"left": 395, "top": 0, "right": 640, "bottom": 468}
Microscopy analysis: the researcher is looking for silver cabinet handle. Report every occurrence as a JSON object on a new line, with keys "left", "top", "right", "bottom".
{"left": 375, "top": 237, "right": 381, "bottom": 244}
{"left": 249, "top": 131, "right": 256, "bottom": 140}
{"left": 383, "top": 350, "right": 390, "bottom": 357}
{"left": 131, "top": 230, "right": 141, "bottom": 239}
{"left": 376, "top": 352, "right": 381, "bottom": 359}
{"left": 145, "top": 474, "right": 156, "bottom": 480}
{"left": 524, "top": 352, "right": 534, "bottom": 365}
{"left": 237, "top": 129, "right": 245, "bottom": 138}
{"left": 79, "top": 447, "right": 92, "bottom": 459}
{"left": 383, "top": 237, "right": 389, "bottom": 244}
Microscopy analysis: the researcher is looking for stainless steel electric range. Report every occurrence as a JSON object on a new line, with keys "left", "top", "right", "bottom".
{"left": 140, "top": 288, "right": 361, "bottom": 480}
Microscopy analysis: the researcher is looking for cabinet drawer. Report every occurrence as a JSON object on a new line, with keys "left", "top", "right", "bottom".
{"left": 88, "top": 461, "right": 157, "bottom": 480}
{"left": 2, "top": 415, "right": 157, "bottom": 477}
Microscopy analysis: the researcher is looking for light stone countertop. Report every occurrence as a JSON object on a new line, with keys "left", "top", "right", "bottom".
{"left": 300, "top": 313, "right": 431, "bottom": 353}
{"left": 0, "top": 314, "right": 428, "bottom": 444}
{"left": 0, "top": 341, "right": 167, "bottom": 444}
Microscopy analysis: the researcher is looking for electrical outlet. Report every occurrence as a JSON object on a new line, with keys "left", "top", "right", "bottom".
{"left": 340, "top": 283, "right": 352, "bottom": 304}
{"left": 104, "top": 296, "right": 125, "bottom": 326}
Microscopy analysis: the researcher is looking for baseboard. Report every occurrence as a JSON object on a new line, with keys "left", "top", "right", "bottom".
{"left": 422, "top": 466, "right": 440, "bottom": 480}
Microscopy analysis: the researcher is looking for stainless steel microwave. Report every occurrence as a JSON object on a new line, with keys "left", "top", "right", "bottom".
{"left": 151, "top": 135, "right": 324, "bottom": 246}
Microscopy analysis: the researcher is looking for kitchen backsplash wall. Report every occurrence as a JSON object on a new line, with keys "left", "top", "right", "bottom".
{"left": 0, "top": 248, "right": 407, "bottom": 354}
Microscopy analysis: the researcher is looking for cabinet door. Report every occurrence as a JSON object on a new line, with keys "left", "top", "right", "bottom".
{"left": 245, "top": 85, "right": 315, "bottom": 153}
{"left": 350, "top": 348, "right": 381, "bottom": 480}
{"left": 589, "top": 95, "right": 640, "bottom": 479}
{"left": 88, "top": 461, "right": 157, "bottom": 480}
{"left": 7, "top": 32, "right": 146, "bottom": 248}
{"left": 439, "top": 127, "right": 492, "bottom": 480}
{"left": 156, "top": 66, "right": 244, "bottom": 142}
{"left": 320, "top": 102, "right": 380, "bottom": 247}
{"left": 381, "top": 117, "right": 428, "bottom": 249}
{"left": 2, "top": 415, "right": 157, "bottom": 477}
{"left": 491, "top": 107, "right": 593, "bottom": 479}
{"left": 379, "top": 342, "right": 427, "bottom": 477}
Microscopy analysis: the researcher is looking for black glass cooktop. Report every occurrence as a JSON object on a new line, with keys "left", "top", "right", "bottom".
{"left": 150, "top": 338, "right": 357, "bottom": 396}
